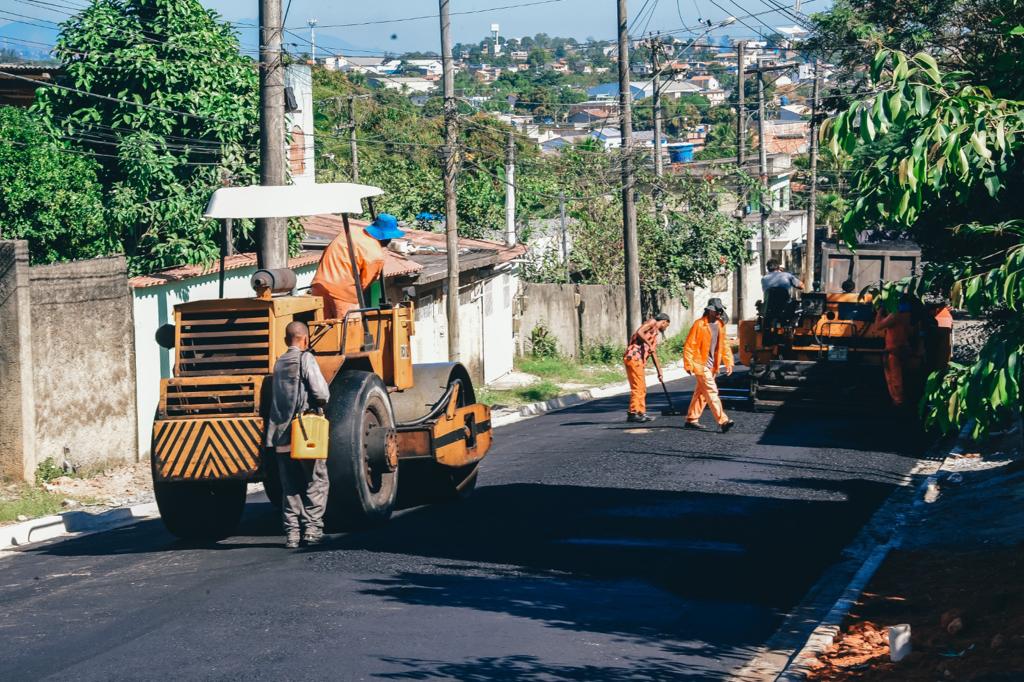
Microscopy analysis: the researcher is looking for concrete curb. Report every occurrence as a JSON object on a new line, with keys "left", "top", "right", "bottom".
{"left": 773, "top": 433, "right": 969, "bottom": 680}
{"left": 490, "top": 363, "right": 690, "bottom": 428}
{"left": 0, "top": 501, "right": 159, "bottom": 556}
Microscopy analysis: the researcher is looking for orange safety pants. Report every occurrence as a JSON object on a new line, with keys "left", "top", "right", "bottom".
{"left": 624, "top": 357, "right": 647, "bottom": 414}
{"left": 687, "top": 367, "right": 728, "bottom": 425}
{"left": 884, "top": 348, "right": 907, "bottom": 407}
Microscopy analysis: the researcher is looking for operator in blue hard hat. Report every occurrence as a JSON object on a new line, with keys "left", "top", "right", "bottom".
{"left": 310, "top": 213, "right": 405, "bottom": 318}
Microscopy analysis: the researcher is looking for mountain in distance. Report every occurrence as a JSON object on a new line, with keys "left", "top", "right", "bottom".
{"left": 0, "top": 18, "right": 385, "bottom": 64}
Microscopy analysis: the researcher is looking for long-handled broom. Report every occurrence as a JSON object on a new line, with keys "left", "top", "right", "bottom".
{"left": 659, "top": 377, "right": 686, "bottom": 416}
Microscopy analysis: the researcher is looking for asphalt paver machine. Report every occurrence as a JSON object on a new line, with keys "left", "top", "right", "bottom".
{"left": 151, "top": 183, "right": 491, "bottom": 540}
{"left": 737, "top": 240, "right": 951, "bottom": 411}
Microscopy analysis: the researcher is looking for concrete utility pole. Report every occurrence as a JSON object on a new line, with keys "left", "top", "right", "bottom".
{"left": 505, "top": 131, "right": 516, "bottom": 246}
{"left": 756, "top": 59, "right": 771, "bottom": 275}
{"left": 559, "top": 192, "right": 569, "bottom": 282}
{"left": 736, "top": 41, "right": 746, "bottom": 166}
{"left": 649, "top": 37, "right": 664, "bottom": 179}
{"left": 348, "top": 96, "right": 360, "bottom": 183}
{"left": 258, "top": 0, "right": 287, "bottom": 269}
{"left": 805, "top": 60, "right": 821, "bottom": 286}
{"left": 439, "top": 0, "right": 460, "bottom": 360}
{"left": 616, "top": 0, "right": 641, "bottom": 338}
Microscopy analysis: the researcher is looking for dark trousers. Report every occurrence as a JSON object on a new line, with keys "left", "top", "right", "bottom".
{"left": 276, "top": 453, "right": 329, "bottom": 536}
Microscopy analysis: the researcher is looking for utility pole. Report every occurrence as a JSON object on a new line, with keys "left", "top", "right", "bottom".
{"left": 505, "top": 131, "right": 516, "bottom": 246}
{"left": 734, "top": 40, "right": 747, "bottom": 320}
{"left": 258, "top": 0, "right": 287, "bottom": 269}
{"left": 736, "top": 40, "right": 746, "bottom": 167}
{"left": 805, "top": 60, "right": 821, "bottom": 287}
{"left": 617, "top": 0, "right": 641, "bottom": 338}
{"left": 756, "top": 58, "right": 771, "bottom": 275}
{"left": 348, "top": 96, "right": 360, "bottom": 183}
{"left": 308, "top": 18, "right": 318, "bottom": 63}
{"left": 649, "top": 37, "right": 664, "bottom": 179}
{"left": 559, "top": 192, "right": 569, "bottom": 282}
{"left": 439, "top": 0, "right": 460, "bottom": 361}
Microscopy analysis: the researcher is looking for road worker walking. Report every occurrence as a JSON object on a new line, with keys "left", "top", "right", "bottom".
{"left": 310, "top": 213, "right": 404, "bottom": 318}
{"left": 623, "top": 313, "right": 671, "bottom": 423}
{"left": 682, "top": 299, "right": 735, "bottom": 433}
{"left": 875, "top": 297, "right": 916, "bottom": 407}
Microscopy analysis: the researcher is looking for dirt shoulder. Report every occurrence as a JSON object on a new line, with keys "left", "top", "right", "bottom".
{"left": 806, "top": 429, "right": 1024, "bottom": 681}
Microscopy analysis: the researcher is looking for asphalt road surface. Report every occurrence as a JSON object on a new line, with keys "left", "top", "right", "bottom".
{"left": 0, "top": 374, "right": 930, "bottom": 681}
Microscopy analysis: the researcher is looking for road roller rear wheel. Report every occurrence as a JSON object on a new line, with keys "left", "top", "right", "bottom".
{"left": 153, "top": 480, "right": 246, "bottom": 541}
{"left": 324, "top": 370, "right": 399, "bottom": 530}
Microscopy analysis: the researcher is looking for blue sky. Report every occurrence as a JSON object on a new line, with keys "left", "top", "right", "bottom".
{"left": 1, "top": 0, "right": 820, "bottom": 56}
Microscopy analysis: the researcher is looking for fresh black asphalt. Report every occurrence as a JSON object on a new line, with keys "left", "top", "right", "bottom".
{"left": 0, "top": 374, "right": 930, "bottom": 680}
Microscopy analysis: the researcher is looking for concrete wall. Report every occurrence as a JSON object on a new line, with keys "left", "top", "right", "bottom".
{"left": 29, "top": 257, "right": 138, "bottom": 473}
{"left": 0, "top": 242, "right": 36, "bottom": 480}
{"left": 517, "top": 283, "right": 695, "bottom": 358}
{"left": 0, "top": 242, "right": 138, "bottom": 480}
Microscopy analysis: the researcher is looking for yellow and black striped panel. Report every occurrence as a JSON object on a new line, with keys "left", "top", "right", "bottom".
{"left": 152, "top": 416, "right": 263, "bottom": 481}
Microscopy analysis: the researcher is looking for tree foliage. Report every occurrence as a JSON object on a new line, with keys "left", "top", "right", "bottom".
{"left": 824, "top": 46, "right": 1024, "bottom": 437}
{"left": 32, "top": 0, "right": 275, "bottom": 274}
{"left": 0, "top": 107, "right": 115, "bottom": 263}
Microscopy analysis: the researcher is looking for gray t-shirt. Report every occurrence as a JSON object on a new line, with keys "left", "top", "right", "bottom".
{"left": 761, "top": 270, "right": 800, "bottom": 294}
{"left": 706, "top": 322, "right": 719, "bottom": 369}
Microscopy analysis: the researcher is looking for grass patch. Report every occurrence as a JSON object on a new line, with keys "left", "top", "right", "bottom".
{"left": 516, "top": 354, "right": 623, "bottom": 387}
{"left": 0, "top": 484, "right": 65, "bottom": 524}
{"left": 477, "top": 379, "right": 563, "bottom": 408}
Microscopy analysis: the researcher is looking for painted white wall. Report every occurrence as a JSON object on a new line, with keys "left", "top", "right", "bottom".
{"left": 131, "top": 264, "right": 317, "bottom": 459}
{"left": 483, "top": 271, "right": 517, "bottom": 383}
{"left": 285, "top": 65, "right": 315, "bottom": 185}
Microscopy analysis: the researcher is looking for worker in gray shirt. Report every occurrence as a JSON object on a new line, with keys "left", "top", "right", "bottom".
{"left": 761, "top": 259, "right": 804, "bottom": 295}
{"left": 265, "top": 321, "right": 331, "bottom": 549}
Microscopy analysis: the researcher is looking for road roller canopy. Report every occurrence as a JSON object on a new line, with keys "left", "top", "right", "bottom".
{"left": 204, "top": 183, "right": 385, "bottom": 219}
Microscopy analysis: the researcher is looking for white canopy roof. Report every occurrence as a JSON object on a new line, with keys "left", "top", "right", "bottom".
{"left": 203, "top": 183, "right": 384, "bottom": 219}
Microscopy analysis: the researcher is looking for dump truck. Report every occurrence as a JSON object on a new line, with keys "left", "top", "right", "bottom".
{"left": 737, "top": 239, "right": 951, "bottom": 411}
{"left": 150, "top": 184, "right": 491, "bottom": 540}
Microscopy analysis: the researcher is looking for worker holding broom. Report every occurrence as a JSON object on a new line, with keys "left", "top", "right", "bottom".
{"left": 682, "top": 298, "right": 735, "bottom": 433}
{"left": 623, "top": 313, "right": 671, "bottom": 423}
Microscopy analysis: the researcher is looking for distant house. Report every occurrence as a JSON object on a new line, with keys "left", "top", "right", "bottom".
{"left": 567, "top": 108, "right": 615, "bottom": 127}
{"left": 587, "top": 82, "right": 647, "bottom": 100}
{"left": 404, "top": 59, "right": 444, "bottom": 77}
{"left": 633, "top": 129, "right": 668, "bottom": 149}
{"left": 323, "top": 56, "right": 400, "bottom": 74}
{"left": 686, "top": 74, "right": 720, "bottom": 91}
{"left": 0, "top": 63, "right": 61, "bottom": 107}
{"left": 703, "top": 89, "right": 727, "bottom": 106}
{"left": 284, "top": 65, "right": 315, "bottom": 185}
{"left": 591, "top": 126, "right": 622, "bottom": 149}
{"left": 510, "top": 50, "right": 529, "bottom": 61}
{"left": 749, "top": 118, "right": 810, "bottom": 154}
{"left": 657, "top": 80, "right": 702, "bottom": 100}
{"left": 368, "top": 76, "right": 437, "bottom": 94}
{"left": 779, "top": 103, "right": 811, "bottom": 121}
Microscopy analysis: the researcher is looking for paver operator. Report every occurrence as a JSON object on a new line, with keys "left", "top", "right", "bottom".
{"left": 623, "top": 313, "right": 671, "bottom": 423}
{"left": 761, "top": 259, "right": 804, "bottom": 296}
{"left": 310, "top": 213, "right": 405, "bottom": 318}
{"left": 265, "top": 321, "right": 331, "bottom": 549}
{"left": 682, "top": 298, "right": 735, "bottom": 433}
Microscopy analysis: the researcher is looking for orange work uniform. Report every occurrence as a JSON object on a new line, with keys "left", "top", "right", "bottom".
{"left": 623, "top": 325, "right": 661, "bottom": 415}
{"left": 310, "top": 227, "right": 385, "bottom": 319}
{"left": 682, "top": 316, "right": 733, "bottom": 425}
{"left": 876, "top": 310, "right": 913, "bottom": 407}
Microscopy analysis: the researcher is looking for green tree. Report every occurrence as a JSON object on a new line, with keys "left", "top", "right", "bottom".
{"left": 0, "top": 107, "right": 115, "bottom": 264}
{"left": 824, "top": 47, "right": 1024, "bottom": 437}
{"left": 33, "top": 0, "right": 272, "bottom": 274}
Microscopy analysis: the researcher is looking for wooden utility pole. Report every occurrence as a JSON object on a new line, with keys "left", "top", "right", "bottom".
{"left": 439, "top": 0, "right": 460, "bottom": 360}
{"left": 348, "top": 96, "right": 360, "bottom": 183}
{"left": 617, "top": 0, "right": 641, "bottom": 337}
{"left": 505, "top": 131, "right": 516, "bottom": 246}
{"left": 258, "top": 0, "right": 287, "bottom": 269}
{"left": 736, "top": 41, "right": 746, "bottom": 166}
{"left": 805, "top": 60, "right": 821, "bottom": 287}
{"left": 756, "top": 59, "right": 771, "bottom": 275}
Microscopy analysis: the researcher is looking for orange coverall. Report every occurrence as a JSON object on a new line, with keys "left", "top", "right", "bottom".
{"left": 623, "top": 322, "right": 662, "bottom": 415}
{"left": 310, "top": 227, "right": 385, "bottom": 319}
{"left": 682, "top": 316, "right": 733, "bottom": 425}
{"left": 875, "top": 310, "right": 913, "bottom": 406}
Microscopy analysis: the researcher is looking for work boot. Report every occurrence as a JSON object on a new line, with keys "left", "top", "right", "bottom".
{"left": 639, "top": 413, "right": 655, "bottom": 422}
{"left": 303, "top": 529, "right": 324, "bottom": 547}
{"left": 683, "top": 421, "right": 707, "bottom": 431}
{"left": 720, "top": 420, "right": 736, "bottom": 434}
{"left": 284, "top": 533, "right": 300, "bottom": 549}
{"left": 626, "top": 413, "right": 645, "bottom": 423}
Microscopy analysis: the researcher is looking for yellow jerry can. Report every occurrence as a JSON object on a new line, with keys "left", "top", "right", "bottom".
{"left": 290, "top": 413, "right": 330, "bottom": 460}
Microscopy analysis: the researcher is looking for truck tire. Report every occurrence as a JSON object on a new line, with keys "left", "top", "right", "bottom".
{"left": 324, "top": 370, "right": 399, "bottom": 529}
{"left": 154, "top": 480, "right": 246, "bottom": 541}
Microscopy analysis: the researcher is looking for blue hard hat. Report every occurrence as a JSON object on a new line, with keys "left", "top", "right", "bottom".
{"left": 365, "top": 213, "right": 405, "bottom": 240}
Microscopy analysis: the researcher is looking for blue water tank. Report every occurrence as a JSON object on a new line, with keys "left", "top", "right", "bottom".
{"left": 667, "top": 143, "right": 694, "bottom": 163}
{"left": 780, "top": 95, "right": 789, "bottom": 105}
